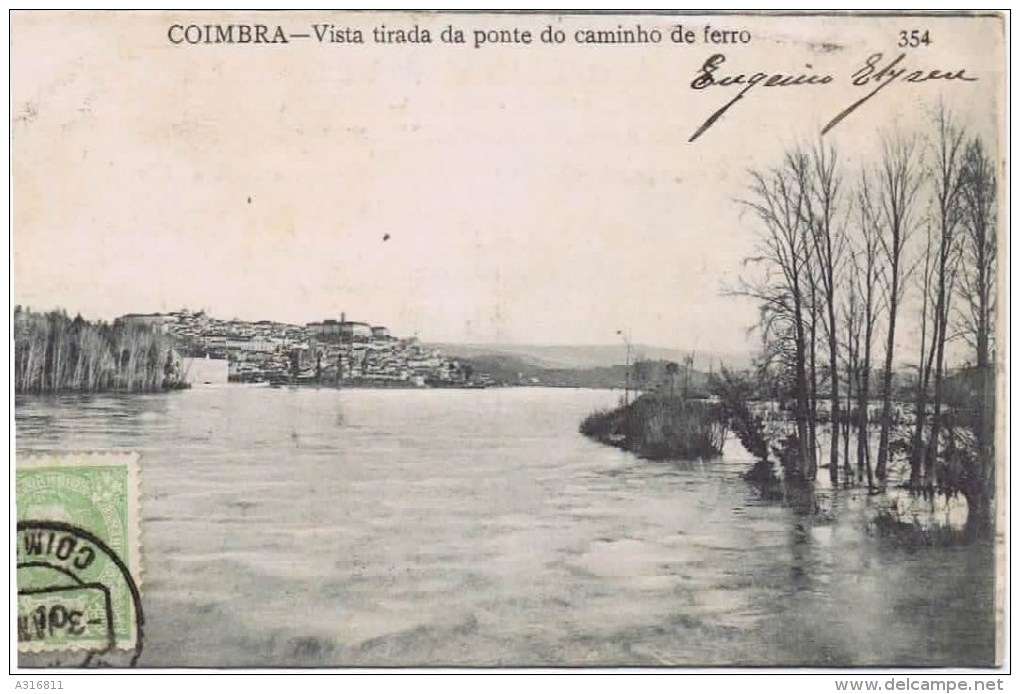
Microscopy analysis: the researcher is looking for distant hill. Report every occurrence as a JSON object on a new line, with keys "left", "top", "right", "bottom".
{"left": 423, "top": 343, "right": 753, "bottom": 371}
{"left": 422, "top": 343, "right": 751, "bottom": 390}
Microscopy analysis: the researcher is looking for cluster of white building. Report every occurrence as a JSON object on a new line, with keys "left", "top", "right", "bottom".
{"left": 117, "top": 309, "right": 480, "bottom": 386}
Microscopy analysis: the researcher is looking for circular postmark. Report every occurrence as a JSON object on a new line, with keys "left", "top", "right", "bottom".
{"left": 17, "top": 520, "right": 144, "bottom": 667}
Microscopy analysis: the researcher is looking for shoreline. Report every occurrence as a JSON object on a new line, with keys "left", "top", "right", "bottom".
{"left": 13, "top": 381, "right": 621, "bottom": 396}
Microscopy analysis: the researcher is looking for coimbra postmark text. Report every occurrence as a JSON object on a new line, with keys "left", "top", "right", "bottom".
{"left": 16, "top": 453, "right": 143, "bottom": 666}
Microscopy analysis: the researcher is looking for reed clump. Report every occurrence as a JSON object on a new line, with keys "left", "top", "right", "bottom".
{"left": 14, "top": 308, "right": 187, "bottom": 393}
{"left": 580, "top": 393, "right": 726, "bottom": 460}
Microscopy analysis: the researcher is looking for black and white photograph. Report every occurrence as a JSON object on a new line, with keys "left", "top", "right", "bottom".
{"left": 10, "top": 10, "right": 1008, "bottom": 679}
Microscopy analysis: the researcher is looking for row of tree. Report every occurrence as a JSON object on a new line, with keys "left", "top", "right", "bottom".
{"left": 13, "top": 308, "right": 187, "bottom": 393}
{"left": 739, "top": 107, "right": 997, "bottom": 538}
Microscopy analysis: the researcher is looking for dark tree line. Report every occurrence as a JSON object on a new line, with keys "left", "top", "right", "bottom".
{"left": 13, "top": 307, "right": 186, "bottom": 393}
{"left": 737, "top": 106, "right": 998, "bottom": 539}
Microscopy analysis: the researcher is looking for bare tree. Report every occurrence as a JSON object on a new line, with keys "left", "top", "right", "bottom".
{"left": 804, "top": 142, "right": 847, "bottom": 484}
{"left": 923, "top": 107, "right": 967, "bottom": 484}
{"left": 955, "top": 135, "right": 997, "bottom": 537}
{"left": 957, "top": 139, "right": 997, "bottom": 368}
{"left": 850, "top": 174, "right": 887, "bottom": 490}
{"left": 841, "top": 250, "right": 861, "bottom": 485}
{"left": 741, "top": 148, "right": 817, "bottom": 480}
{"left": 873, "top": 134, "right": 923, "bottom": 482}
{"left": 909, "top": 218, "right": 938, "bottom": 487}
{"left": 807, "top": 260, "right": 820, "bottom": 480}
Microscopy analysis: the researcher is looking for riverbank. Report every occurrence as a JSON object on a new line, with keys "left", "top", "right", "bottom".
{"left": 261, "top": 376, "right": 492, "bottom": 390}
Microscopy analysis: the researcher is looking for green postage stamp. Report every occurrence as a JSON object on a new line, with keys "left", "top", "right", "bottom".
{"left": 16, "top": 452, "right": 143, "bottom": 665}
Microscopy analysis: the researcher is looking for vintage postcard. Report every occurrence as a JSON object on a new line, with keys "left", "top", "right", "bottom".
{"left": 11, "top": 11, "right": 1006, "bottom": 671}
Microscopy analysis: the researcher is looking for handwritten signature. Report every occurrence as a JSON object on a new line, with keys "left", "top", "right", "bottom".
{"left": 688, "top": 52, "right": 978, "bottom": 143}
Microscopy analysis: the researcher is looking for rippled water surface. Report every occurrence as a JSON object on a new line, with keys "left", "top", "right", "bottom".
{"left": 15, "top": 387, "right": 996, "bottom": 667}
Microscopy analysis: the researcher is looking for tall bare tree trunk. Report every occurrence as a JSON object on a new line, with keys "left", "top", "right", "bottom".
{"left": 803, "top": 142, "right": 845, "bottom": 485}
{"left": 742, "top": 150, "right": 816, "bottom": 481}
{"left": 873, "top": 135, "right": 921, "bottom": 482}
{"left": 910, "top": 222, "right": 936, "bottom": 487}
{"left": 958, "top": 136, "right": 997, "bottom": 539}
{"left": 808, "top": 280, "right": 819, "bottom": 480}
{"left": 875, "top": 266, "right": 899, "bottom": 482}
{"left": 923, "top": 107, "right": 966, "bottom": 488}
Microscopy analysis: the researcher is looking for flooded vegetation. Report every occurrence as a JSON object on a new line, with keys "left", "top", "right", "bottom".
{"left": 719, "top": 107, "right": 998, "bottom": 543}
{"left": 579, "top": 393, "right": 725, "bottom": 461}
{"left": 13, "top": 307, "right": 188, "bottom": 393}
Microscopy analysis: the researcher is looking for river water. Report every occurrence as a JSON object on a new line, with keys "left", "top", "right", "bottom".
{"left": 15, "top": 386, "right": 996, "bottom": 667}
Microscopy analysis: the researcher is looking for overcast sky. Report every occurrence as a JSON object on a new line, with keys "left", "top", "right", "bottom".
{"left": 12, "top": 12, "right": 1003, "bottom": 352}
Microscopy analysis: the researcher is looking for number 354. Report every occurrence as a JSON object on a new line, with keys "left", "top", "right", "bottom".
{"left": 898, "top": 29, "right": 932, "bottom": 47}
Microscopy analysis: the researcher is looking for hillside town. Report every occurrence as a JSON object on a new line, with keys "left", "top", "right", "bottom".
{"left": 116, "top": 309, "right": 495, "bottom": 387}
